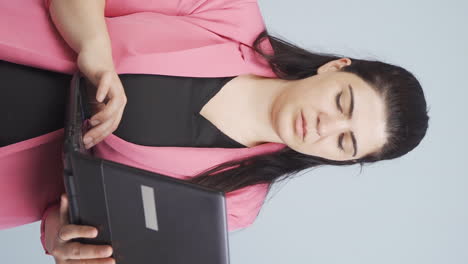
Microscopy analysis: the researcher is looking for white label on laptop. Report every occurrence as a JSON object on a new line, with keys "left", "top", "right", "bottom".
{"left": 140, "top": 185, "right": 159, "bottom": 231}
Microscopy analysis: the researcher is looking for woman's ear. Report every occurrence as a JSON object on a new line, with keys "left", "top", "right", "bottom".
{"left": 317, "top": 58, "right": 352, "bottom": 74}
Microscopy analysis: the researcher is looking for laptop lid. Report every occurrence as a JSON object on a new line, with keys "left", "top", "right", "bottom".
{"left": 63, "top": 72, "right": 230, "bottom": 264}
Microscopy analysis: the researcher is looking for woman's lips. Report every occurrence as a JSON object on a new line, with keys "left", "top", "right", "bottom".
{"left": 296, "top": 110, "right": 309, "bottom": 142}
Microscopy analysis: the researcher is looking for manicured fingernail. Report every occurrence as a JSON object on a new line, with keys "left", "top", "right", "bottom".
{"left": 83, "top": 137, "right": 92, "bottom": 144}
{"left": 90, "top": 120, "right": 100, "bottom": 126}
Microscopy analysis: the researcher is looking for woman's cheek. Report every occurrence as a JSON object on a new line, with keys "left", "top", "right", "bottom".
{"left": 304, "top": 136, "right": 340, "bottom": 160}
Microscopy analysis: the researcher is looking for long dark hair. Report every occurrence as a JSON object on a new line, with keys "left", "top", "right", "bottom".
{"left": 187, "top": 30, "right": 429, "bottom": 195}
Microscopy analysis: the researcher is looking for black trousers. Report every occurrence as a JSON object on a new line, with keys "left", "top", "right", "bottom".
{"left": 0, "top": 59, "right": 73, "bottom": 147}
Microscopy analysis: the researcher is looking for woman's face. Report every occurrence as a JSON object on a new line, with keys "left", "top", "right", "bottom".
{"left": 271, "top": 58, "right": 388, "bottom": 161}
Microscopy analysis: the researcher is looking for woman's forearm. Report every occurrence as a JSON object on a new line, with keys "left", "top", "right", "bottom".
{"left": 48, "top": 0, "right": 113, "bottom": 62}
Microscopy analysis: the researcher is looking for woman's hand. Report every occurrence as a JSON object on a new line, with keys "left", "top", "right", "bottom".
{"left": 47, "top": 194, "right": 115, "bottom": 264}
{"left": 77, "top": 48, "right": 127, "bottom": 149}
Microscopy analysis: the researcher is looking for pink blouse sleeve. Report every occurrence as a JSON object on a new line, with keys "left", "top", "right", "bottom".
{"left": 44, "top": 0, "right": 257, "bottom": 17}
{"left": 105, "top": 0, "right": 256, "bottom": 17}
{"left": 40, "top": 202, "right": 60, "bottom": 255}
{"left": 225, "top": 183, "right": 270, "bottom": 232}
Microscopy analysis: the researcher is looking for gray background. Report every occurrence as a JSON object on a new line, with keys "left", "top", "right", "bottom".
{"left": 1, "top": 0, "right": 467, "bottom": 263}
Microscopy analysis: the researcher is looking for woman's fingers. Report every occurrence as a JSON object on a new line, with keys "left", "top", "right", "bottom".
{"left": 91, "top": 100, "right": 127, "bottom": 147}
{"left": 58, "top": 224, "right": 98, "bottom": 241}
{"left": 83, "top": 98, "right": 125, "bottom": 148}
{"left": 59, "top": 194, "right": 69, "bottom": 227}
{"left": 82, "top": 72, "right": 127, "bottom": 148}
{"left": 83, "top": 117, "right": 117, "bottom": 149}
{"left": 95, "top": 71, "right": 112, "bottom": 103}
{"left": 54, "top": 223, "right": 115, "bottom": 262}
{"left": 67, "top": 258, "right": 116, "bottom": 264}
{"left": 60, "top": 242, "right": 113, "bottom": 260}
{"left": 90, "top": 92, "right": 124, "bottom": 126}
{"left": 52, "top": 220, "right": 115, "bottom": 263}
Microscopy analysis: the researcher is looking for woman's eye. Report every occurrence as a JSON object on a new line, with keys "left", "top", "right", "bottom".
{"left": 337, "top": 133, "right": 345, "bottom": 151}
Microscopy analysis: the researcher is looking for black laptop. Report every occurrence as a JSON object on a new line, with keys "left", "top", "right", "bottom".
{"left": 62, "top": 72, "right": 230, "bottom": 264}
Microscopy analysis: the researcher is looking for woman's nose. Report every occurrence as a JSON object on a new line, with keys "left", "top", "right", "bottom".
{"left": 317, "top": 112, "right": 351, "bottom": 137}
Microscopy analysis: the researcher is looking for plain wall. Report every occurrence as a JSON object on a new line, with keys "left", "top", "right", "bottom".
{"left": 1, "top": 0, "right": 467, "bottom": 263}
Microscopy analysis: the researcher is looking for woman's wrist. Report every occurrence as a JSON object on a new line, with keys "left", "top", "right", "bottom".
{"left": 78, "top": 43, "right": 116, "bottom": 85}
{"left": 79, "top": 36, "right": 113, "bottom": 56}
{"left": 79, "top": 37, "right": 115, "bottom": 67}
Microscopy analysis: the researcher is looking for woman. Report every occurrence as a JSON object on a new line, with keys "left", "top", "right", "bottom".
{"left": 0, "top": 0, "right": 429, "bottom": 263}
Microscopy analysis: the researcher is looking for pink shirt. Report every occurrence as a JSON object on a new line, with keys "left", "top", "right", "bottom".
{"left": 0, "top": 0, "right": 287, "bottom": 254}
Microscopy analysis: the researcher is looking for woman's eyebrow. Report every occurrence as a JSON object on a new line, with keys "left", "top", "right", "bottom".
{"left": 348, "top": 84, "right": 357, "bottom": 157}
{"left": 348, "top": 84, "right": 354, "bottom": 118}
